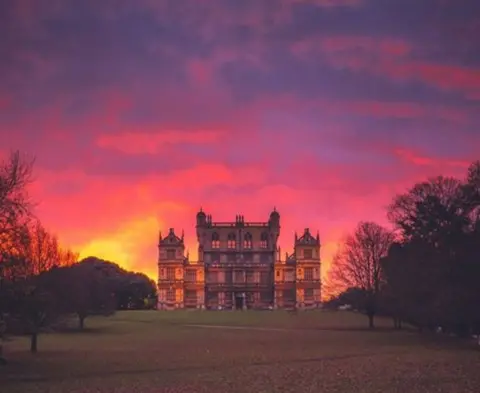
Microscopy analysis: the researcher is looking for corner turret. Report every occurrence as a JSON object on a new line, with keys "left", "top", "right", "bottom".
{"left": 196, "top": 208, "right": 207, "bottom": 227}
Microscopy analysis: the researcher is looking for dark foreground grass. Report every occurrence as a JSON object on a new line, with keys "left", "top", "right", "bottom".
{"left": 1, "top": 310, "right": 480, "bottom": 393}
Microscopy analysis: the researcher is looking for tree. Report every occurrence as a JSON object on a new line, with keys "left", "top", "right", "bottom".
{"left": 381, "top": 241, "right": 439, "bottom": 330}
{"left": 4, "top": 222, "right": 78, "bottom": 353}
{"left": 9, "top": 277, "right": 59, "bottom": 353}
{"left": 0, "top": 151, "right": 35, "bottom": 363}
{"left": 388, "top": 176, "right": 466, "bottom": 245}
{"left": 19, "top": 220, "right": 77, "bottom": 275}
{"left": 327, "top": 221, "right": 395, "bottom": 328}
{"left": 384, "top": 163, "right": 480, "bottom": 336}
{"left": 46, "top": 263, "right": 116, "bottom": 330}
{"left": 77, "top": 257, "right": 157, "bottom": 310}
{"left": 0, "top": 151, "right": 35, "bottom": 239}
{"left": 114, "top": 273, "right": 157, "bottom": 310}
{"left": 323, "top": 287, "right": 367, "bottom": 311}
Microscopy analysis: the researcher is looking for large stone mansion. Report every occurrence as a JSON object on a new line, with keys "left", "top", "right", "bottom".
{"left": 157, "top": 208, "right": 322, "bottom": 310}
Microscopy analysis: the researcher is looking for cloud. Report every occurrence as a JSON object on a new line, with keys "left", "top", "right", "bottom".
{"left": 96, "top": 130, "right": 224, "bottom": 155}
{"left": 394, "top": 148, "right": 470, "bottom": 169}
{"left": 292, "top": 35, "right": 480, "bottom": 100}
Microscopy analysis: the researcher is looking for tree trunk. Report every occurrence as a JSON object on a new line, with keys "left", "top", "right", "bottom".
{"left": 78, "top": 315, "right": 85, "bottom": 330}
{"left": 368, "top": 314, "right": 375, "bottom": 329}
{"left": 30, "top": 332, "right": 38, "bottom": 353}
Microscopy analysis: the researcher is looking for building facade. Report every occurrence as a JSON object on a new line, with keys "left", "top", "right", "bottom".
{"left": 157, "top": 209, "right": 322, "bottom": 310}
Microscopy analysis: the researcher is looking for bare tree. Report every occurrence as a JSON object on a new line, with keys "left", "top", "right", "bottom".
{"left": 0, "top": 151, "right": 35, "bottom": 363}
{"left": 328, "top": 221, "right": 395, "bottom": 328}
{"left": 0, "top": 151, "right": 35, "bottom": 252}
{"left": 20, "top": 220, "right": 76, "bottom": 275}
{"left": 11, "top": 222, "right": 78, "bottom": 352}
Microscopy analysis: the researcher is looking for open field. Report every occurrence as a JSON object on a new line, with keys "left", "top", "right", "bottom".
{"left": 1, "top": 310, "right": 480, "bottom": 393}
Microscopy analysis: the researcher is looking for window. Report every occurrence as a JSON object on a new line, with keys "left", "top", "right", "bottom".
{"left": 244, "top": 232, "right": 252, "bottom": 249}
{"left": 225, "top": 270, "right": 233, "bottom": 283}
{"left": 185, "top": 269, "right": 197, "bottom": 282}
{"left": 285, "top": 270, "right": 294, "bottom": 282}
{"left": 304, "top": 267, "right": 313, "bottom": 280}
{"left": 211, "top": 232, "right": 220, "bottom": 249}
{"left": 166, "top": 289, "right": 175, "bottom": 301}
{"left": 185, "top": 290, "right": 197, "bottom": 302}
{"left": 260, "top": 271, "right": 270, "bottom": 284}
{"left": 207, "top": 271, "right": 218, "bottom": 283}
{"left": 210, "top": 252, "right": 220, "bottom": 263}
{"left": 246, "top": 271, "right": 255, "bottom": 283}
{"left": 303, "top": 249, "right": 313, "bottom": 259}
{"left": 166, "top": 249, "right": 176, "bottom": 259}
{"left": 276, "top": 270, "right": 281, "bottom": 278}
{"left": 260, "top": 254, "right": 270, "bottom": 263}
{"left": 218, "top": 292, "right": 225, "bottom": 303}
{"left": 260, "top": 232, "right": 268, "bottom": 249}
{"left": 166, "top": 267, "right": 175, "bottom": 280}
{"left": 234, "top": 270, "right": 244, "bottom": 283}
{"left": 227, "top": 232, "right": 236, "bottom": 249}
{"left": 227, "top": 254, "right": 236, "bottom": 263}
{"left": 283, "top": 289, "right": 295, "bottom": 301}
{"left": 207, "top": 291, "right": 217, "bottom": 303}
{"left": 304, "top": 288, "right": 314, "bottom": 299}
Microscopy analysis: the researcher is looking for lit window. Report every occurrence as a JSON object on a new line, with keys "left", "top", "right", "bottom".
{"left": 244, "top": 232, "right": 252, "bottom": 249}
{"left": 166, "top": 268, "right": 175, "bottom": 280}
{"left": 185, "top": 269, "right": 197, "bottom": 282}
{"left": 166, "top": 289, "right": 175, "bottom": 301}
{"left": 227, "top": 232, "right": 236, "bottom": 249}
{"left": 304, "top": 267, "right": 313, "bottom": 280}
{"left": 211, "top": 232, "right": 220, "bottom": 248}
{"left": 260, "top": 232, "right": 268, "bottom": 249}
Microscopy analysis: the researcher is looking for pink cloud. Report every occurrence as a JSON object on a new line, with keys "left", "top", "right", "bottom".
{"left": 291, "top": 34, "right": 480, "bottom": 99}
{"left": 394, "top": 148, "right": 471, "bottom": 169}
{"left": 96, "top": 130, "right": 224, "bottom": 154}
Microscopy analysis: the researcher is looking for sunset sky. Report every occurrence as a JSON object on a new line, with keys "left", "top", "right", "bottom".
{"left": 1, "top": 0, "right": 479, "bottom": 281}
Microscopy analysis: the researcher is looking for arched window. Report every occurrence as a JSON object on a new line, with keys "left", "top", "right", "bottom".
{"left": 243, "top": 232, "right": 252, "bottom": 249}
{"left": 260, "top": 232, "right": 268, "bottom": 249}
{"left": 211, "top": 232, "right": 220, "bottom": 249}
{"left": 227, "top": 232, "right": 236, "bottom": 249}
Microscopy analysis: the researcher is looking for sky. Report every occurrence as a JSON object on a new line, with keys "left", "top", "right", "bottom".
{"left": 1, "top": 0, "right": 479, "bottom": 282}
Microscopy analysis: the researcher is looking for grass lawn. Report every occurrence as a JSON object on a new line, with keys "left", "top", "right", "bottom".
{"left": 1, "top": 310, "right": 480, "bottom": 393}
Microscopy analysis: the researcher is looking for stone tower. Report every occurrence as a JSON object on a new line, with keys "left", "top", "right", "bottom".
{"left": 157, "top": 228, "right": 185, "bottom": 310}
{"left": 293, "top": 228, "right": 322, "bottom": 308}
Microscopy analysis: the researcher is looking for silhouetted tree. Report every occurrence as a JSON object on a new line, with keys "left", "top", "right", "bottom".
{"left": 46, "top": 263, "right": 116, "bottom": 330}
{"left": 328, "top": 221, "right": 394, "bottom": 328}
{"left": 75, "top": 257, "right": 157, "bottom": 310}
{"left": 0, "top": 151, "right": 35, "bottom": 362}
{"left": 383, "top": 162, "right": 480, "bottom": 336}
{"left": 8, "top": 276, "right": 60, "bottom": 353}
{"left": 114, "top": 273, "right": 157, "bottom": 310}
{"left": 323, "top": 287, "right": 367, "bottom": 311}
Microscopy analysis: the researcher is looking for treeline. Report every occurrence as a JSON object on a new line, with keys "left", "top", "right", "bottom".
{"left": 0, "top": 152, "right": 157, "bottom": 356}
{"left": 325, "top": 160, "right": 480, "bottom": 337}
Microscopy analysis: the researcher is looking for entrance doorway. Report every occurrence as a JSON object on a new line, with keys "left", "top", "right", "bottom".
{"left": 234, "top": 293, "right": 245, "bottom": 310}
